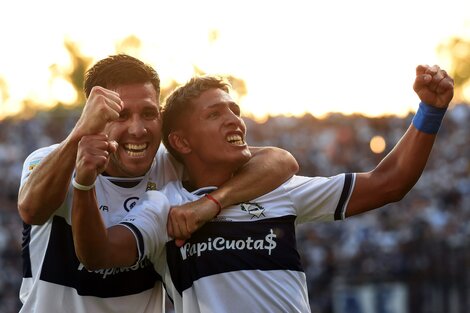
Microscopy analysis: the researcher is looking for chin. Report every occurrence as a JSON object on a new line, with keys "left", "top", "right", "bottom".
{"left": 242, "top": 149, "right": 252, "bottom": 160}
{"left": 113, "top": 157, "right": 153, "bottom": 177}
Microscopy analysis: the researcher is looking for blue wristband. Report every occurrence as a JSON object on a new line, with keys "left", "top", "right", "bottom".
{"left": 412, "top": 102, "right": 447, "bottom": 134}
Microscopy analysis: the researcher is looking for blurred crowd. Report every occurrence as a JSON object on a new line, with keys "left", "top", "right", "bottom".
{"left": 0, "top": 104, "right": 469, "bottom": 313}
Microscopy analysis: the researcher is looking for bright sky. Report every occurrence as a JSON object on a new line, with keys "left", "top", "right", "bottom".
{"left": 1, "top": 0, "right": 469, "bottom": 120}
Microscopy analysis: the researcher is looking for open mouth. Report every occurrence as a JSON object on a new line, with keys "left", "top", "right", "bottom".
{"left": 123, "top": 143, "right": 148, "bottom": 157}
{"left": 226, "top": 134, "right": 245, "bottom": 146}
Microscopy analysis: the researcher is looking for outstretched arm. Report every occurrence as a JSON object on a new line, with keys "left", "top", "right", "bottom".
{"left": 346, "top": 64, "right": 454, "bottom": 217}
{"left": 18, "top": 87, "right": 122, "bottom": 225}
{"left": 167, "top": 146, "right": 299, "bottom": 241}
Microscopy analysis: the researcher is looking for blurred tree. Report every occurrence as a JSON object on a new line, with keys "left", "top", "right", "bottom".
{"left": 160, "top": 64, "right": 247, "bottom": 108}
{"left": 0, "top": 77, "right": 9, "bottom": 104}
{"left": 49, "top": 39, "right": 93, "bottom": 107}
{"left": 205, "top": 29, "right": 247, "bottom": 102}
{"left": 12, "top": 39, "right": 92, "bottom": 124}
{"left": 161, "top": 79, "right": 180, "bottom": 103}
{"left": 63, "top": 40, "right": 93, "bottom": 106}
{"left": 45, "top": 35, "right": 248, "bottom": 116}
{"left": 192, "top": 65, "right": 247, "bottom": 102}
{"left": 437, "top": 37, "right": 470, "bottom": 104}
{"left": 116, "top": 35, "right": 142, "bottom": 58}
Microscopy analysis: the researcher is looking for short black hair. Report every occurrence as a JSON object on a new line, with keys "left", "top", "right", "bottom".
{"left": 162, "top": 75, "right": 231, "bottom": 161}
{"left": 84, "top": 54, "right": 160, "bottom": 99}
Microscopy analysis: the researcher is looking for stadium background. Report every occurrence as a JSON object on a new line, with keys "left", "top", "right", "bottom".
{"left": 1, "top": 26, "right": 470, "bottom": 313}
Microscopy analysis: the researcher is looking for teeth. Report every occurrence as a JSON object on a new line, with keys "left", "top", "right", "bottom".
{"left": 226, "top": 135, "right": 244, "bottom": 145}
{"left": 127, "top": 150, "right": 145, "bottom": 157}
{"left": 124, "top": 143, "right": 147, "bottom": 157}
{"left": 124, "top": 143, "right": 147, "bottom": 151}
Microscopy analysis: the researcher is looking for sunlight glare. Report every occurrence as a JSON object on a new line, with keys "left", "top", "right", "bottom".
{"left": 370, "top": 136, "right": 386, "bottom": 154}
{"left": 0, "top": 100, "right": 22, "bottom": 119}
{"left": 462, "top": 83, "right": 470, "bottom": 102}
{"left": 1, "top": 0, "right": 469, "bottom": 120}
{"left": 50, "top": 78, "right": 77, "bottom": 105}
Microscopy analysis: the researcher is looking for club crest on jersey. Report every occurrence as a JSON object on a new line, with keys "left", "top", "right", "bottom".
{"left": 146, "top": 182, "right": 157, "bottom": 191}
{"left": 28, "top": 159, "right": 40, "bottom": 171}
{"left": 124, "top": 197, "right": 139, "bottom": 212}
{"left": 240, "top": 202, "right": 265, "bottom": 218}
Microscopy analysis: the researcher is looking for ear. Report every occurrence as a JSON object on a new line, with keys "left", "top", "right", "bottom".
{"left": 168, "top": 131, "right": 192, "bottom": 155}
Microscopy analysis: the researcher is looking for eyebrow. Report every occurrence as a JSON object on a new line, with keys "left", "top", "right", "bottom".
{"left": 206, "top": 101, "right": 239, "bottom": 109}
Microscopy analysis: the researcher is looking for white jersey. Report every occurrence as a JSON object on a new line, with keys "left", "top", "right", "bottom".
{"left": 19, "top": 144, "right": 183, "bottom": 313}
{"left": 121, "top": 173, "right": 355, "bottom": 313}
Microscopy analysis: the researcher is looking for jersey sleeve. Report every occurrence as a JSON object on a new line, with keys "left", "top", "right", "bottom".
{"left": 119, "top": 190, "right": 171, "bottom": 263}
{"left": 20, "top": 144, "right": 59, "bottom": 187}
{"left": 154, "top": 145, "right": 185, "bottom": 185}
{"left": 285, "top": 173, "right": 355, "bottom": 223}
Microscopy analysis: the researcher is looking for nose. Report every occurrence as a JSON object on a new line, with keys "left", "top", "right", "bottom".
{"left": 224, "top": 110, "right": 242, "bottom": 127}
{"left": 128, "top": 116, "right": 148, "bottom": 137}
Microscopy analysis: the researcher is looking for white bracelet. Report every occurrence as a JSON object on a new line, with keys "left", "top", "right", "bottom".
{"left": 72, "top": 177, "right": 95, "bottom": 191}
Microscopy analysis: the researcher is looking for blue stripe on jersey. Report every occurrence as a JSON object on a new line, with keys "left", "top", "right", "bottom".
{"left": 334, "top": 173, "right": 353, "bottom": 220}
{"left": 121, "top": 221, "right": 145, "bottom": 261}
{"left": 22, "top": 222, "right": 32, "bottom": 278}
{"left": 166, "top": 215, "right": 303, "bottom": 294}
{"left": 40, "top": 216, "right": 161, "bottom": 297}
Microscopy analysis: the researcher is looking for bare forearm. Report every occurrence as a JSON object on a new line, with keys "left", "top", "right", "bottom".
{"left": 347, "top": 125, "right": 436, "bottom": 216}
{"left": 71, "top": 189, "right": 111, "bottom": 270}
{"left": 376, "top": 125, "right": 435, "bottom": 194}
{"left": 211, "top": 147, "right": 298, "bottom": 207}
{"left": 72, "top": 189, "right": 137, "bottom": 269}
{"left": 18, "top": 135, "right": 80, "bottom": 224}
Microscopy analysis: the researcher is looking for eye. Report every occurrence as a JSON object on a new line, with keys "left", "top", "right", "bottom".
{"left": 207, "top": 111, "right": 220, "bottom": 119}
{"left": 143, "top": 108, "right": 159, "bottom": 120}
{"left": 117, "top": 111, "right": 129, "bottom": 121}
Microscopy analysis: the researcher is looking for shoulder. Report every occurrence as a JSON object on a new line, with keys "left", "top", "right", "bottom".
{"left": 158, "top": 181, "right": 198, "bottom": 207}
{"left": 151, "top": 146, "right": 184, "bottom": 183}
{"left": 21, "top": 144, "right": 60, "bottom": 179}
{"left": 24, "top": 144, "right": 60, "bottom": 163}
{"left": 155, "top": 145, "right": 172, "bottom": 162}
{"left": 284, "top": 174, "right": 349, "bottom": 189}
{"left": 140, "top": 190, "right": 170, "bottom": 207}
{"left": 160, "top": 180, "right": 183, "bottom": 193}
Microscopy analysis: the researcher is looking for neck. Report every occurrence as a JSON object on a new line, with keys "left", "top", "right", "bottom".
{"left": 183, "top": 160, "right": 235, "bottom": 190}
